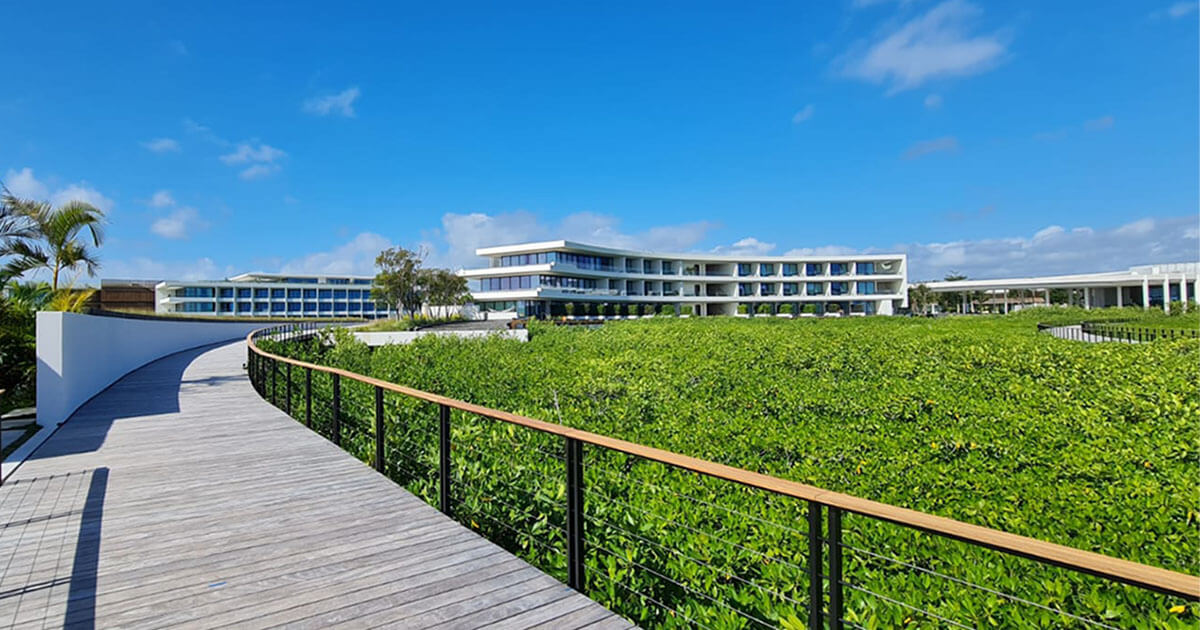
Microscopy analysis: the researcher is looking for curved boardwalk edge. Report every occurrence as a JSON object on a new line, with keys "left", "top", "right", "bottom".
{"left": 0, "top": 341, "right": 631, "bottom": 629}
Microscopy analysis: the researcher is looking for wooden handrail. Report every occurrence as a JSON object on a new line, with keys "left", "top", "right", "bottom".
{"left": 246, "top": 327, "right": 1200, "bottom": 600}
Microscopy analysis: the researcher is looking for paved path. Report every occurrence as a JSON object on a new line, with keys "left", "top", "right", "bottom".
{"left": 0, "top": 342, "right": 629, "bottom": 629}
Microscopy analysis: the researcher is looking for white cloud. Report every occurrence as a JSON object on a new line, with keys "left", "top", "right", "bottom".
{"left": 280, "top": 232, "right": 393, "bottom": 276}
{"left": 182, "top": 118, "right": 229, "bottom": 146}
{"left": 102, "top": 256, "right": 231, "bottom": 281}
{"left": 1084, "top": 115, "right": 1114, "bottom": 131}
{"left": 3, "top": 167, "right": 49, "bottom": 199}
{"left": 711, "top": 237, "right": 776, "bottom": 256}
{"left": 859, "top": 216, "right": 1197, "bottom": 281}
{"left": 841, "top": 0, "right": 1006, "bottom": 94}
{"left": 902, "top": 135, "right": 959, "bottom": 160}
{"left": 220, "top": 143, "right": 286, "bottom": 165}
{"left": 149, "top": 190, "right": 175, "bottom": 208}
{"left": 792, "top": 104, "right": 815, "bottom": 124}
{"left": 141, "top": 138, "right": 181, "bottom": 153}
{"left": 1151, "top": 2, "right": 1199, "bottom": 18}
{"left": 219, "top": 142, "right": 286, "bottom": 180}
{"left": 429, "top": 211, "right": 718, "bottom": 269}
{"left": 151, "top": 208, "right": 205, "bottom": 240}
{"left": 4, "top": 167, "right": 115, "bottom": 212}
{"left": 239, "top": 164, "right": 282, "bottom": 180}
{"left": 784, "top": 245, "right": 860, "bottom": 257}
{"left": 924, "top": 93, "right": 943, "bottom": 109}
{"left": 303, "top": 87, "right": 361, "bottom": 118}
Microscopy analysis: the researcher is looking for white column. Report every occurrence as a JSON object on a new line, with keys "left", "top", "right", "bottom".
{"left": 1116, "top": 285, "right": 1123, "bottom": 308}
{"left": 1162, "top": 277, "right": 1170, "bottom": 313}
{"left": 1044, "top": 289, "right": 1050, "bottom": 307}
{"left": 1142, "top": 278, "right": 1149, "bottom": 311}
{"left": 1083, "top": 287, "right": 1090, "bottom": 310}
{"left": 1003, "top": 290, "right": 1009, "bottom": 314}
{"left": 1181, "top": 273, "right": 1189, "bottom": 312}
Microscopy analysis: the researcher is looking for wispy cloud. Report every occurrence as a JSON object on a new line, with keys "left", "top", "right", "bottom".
{"left": 902, "top": 136, "right": 959, "bottom": 160}
{"left": 220, "top": 143, "right": 287, "bottom": 180}
{"left": 1084, "top": 115, "right": 1114, "bottom": 131}
{"left": 182, "top": 118, "right": 230, "bottom": 147}
{"left": 924, "top": 94, "right": 943, "bottom": 109}
{"left": 280, "top": 232, "right": 392, "bottom": 275}
{"left": 303, "top": 87, "right": 361, "bottom": 118}
{"left": 141, "top": 138, "right": 181, "bottom": 154}
{"left": 840, "top": 0, "right": 1007, "bottom": 94}
{"left": 1150, "top": 2, "right": 1198, "bottom": 19}
{"left": 792, "top": 104, "right": 815, "bottom": 124}
{"left": 151, "top": 208, "right": 204, "bottom": 240}
{"left": 148, "top": 190, "right": 175, "bottom": 208}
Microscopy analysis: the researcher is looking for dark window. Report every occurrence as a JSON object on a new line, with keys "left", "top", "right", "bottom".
{"left": 237, "top": 288, "right": 252, "bottom": 298}
{"left": 271, "top": 302, "right": 286, "bottom": 312}
{"left": 181, "top": 302, "right": 215, "bottom": 312}
{"left": 271, "top": 288, "right": 285, "bottom": 299}
{"left": 254, "top": 288, "right": 269, "bottom": 299}
{"left": 333, "top": 289, "right": 347, "bottom": 298}
{"left": 333, "top": 301, "right": 347, "bottom": 310}
{"left": 319, "top": 289, "right": 332, "bottom": 298}
{"left": 830, "top": 263, "right": 849, "bottom": 276}
{"left": 348, "top": 290, "right": 362, "bottom": 299}
{"left": 805, "top": 263, "right": 824, "bottom": 276}
{"left": 319, "top": 302, "right": 332, "bottom": 311}
{"left": 738, "top": 283, "right": 754, "bottom": 297}
{"left": 783, "top": 283, "right": 798, "bottom": 296}
{"left": 760, "top": 283, "right": 776, "bottom": 295}
{"left": 327, "top": 278, "right": 349, "bottom": 284}
{"left": 237, "top": 302, "right": 252, "bottom": 312}
{"left": 303, "top": 289, "right": 317, "bottom": 299}
{"left": 782, "top": 264, "right": 798, "bottom": 276}
{"left": 348, "top": 302, "right": 361, "bottom": 311}
{"left": 806, "top": 282, "right": 824, "bottom": 296}
{"left": 661, "top": 261, "right": 675, "bottom": 274}
{"left": 830, "top": 282, "right": 849, "bottom": 295}
{"left": 287, "top": 289, "right": 302, "bottom": 299}
{"left": 219, "top": 288, "right": 234, "bottom": 298}
{"left": 760, "top": 264, "right": 775, "bottom": 276}
{"left": 303, "top": 302, "right": 317, "bottom": 312}
{"left": 857, "top": 281, "right": 876, "bottom": 295}
{"left": 255, "top": 302, "right": 269, "bottom": 312}
{"left": 179, "top": 286, "right": 214, "bottom": 298}
{"left": 856, "top": 262, "right": 875, "bottom": 275}
{"left": 287, "top": 302, "right": 301, "bottom": 311}
{"left": 737, "top": 263, "right": 753, "bottom": 276}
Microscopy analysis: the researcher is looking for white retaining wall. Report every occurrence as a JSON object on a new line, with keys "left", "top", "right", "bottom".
{"left": 35, "top": 312, "right": 285, "bottom": 429}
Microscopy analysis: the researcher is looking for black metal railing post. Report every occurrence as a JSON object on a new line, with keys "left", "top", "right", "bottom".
{"left": 332, "top": 373, "right": 341, "bottom": 446}
{"left": 566, "top": 437, "right": 586, "bottom": 592}
{"left": 286, "top": 363, "right": 292, "bottom": 416}
{"left": 270, "top": 357, "right": 277, "bottom": 406}
{"left": 828, "top": 507, "right": 844, "bottom": 630}
{"left": 439, "top": 404, "right": 452, "bottom": 515}
{"left": 374, "top": 386, "right": 385, "bottom": 473}
{"left": 808, "top": 501, "right": 823, "bottom": 630}
{"left": 304, "top": 367, "right": 312, "bottom": 428}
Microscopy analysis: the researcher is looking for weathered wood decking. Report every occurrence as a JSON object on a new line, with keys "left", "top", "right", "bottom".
{"left": 0, "top": 341, "right": 630, "bottom": 629}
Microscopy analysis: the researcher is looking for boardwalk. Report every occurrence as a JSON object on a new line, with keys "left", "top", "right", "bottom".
{"left": 0, "top": 342, "right": 630, "bottom": 629}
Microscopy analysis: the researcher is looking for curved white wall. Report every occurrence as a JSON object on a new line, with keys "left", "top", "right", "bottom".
{"left": 35, "top": 312, "right": 280, "bottom": 428}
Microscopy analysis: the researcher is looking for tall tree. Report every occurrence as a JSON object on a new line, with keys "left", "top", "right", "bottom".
{"left": 0, "top": 189, "right": 38, "bottom": 284}
{"left": 2, "top": 192, "right": 105, "bottom": 290}
{"left": 425, "top": 269, "right": 472, "bottom": 317}
{"left": 908, "top": 283, "right": 934, "bottom": 315}
{"left": 372, "top": 247, "right": 425, "bottom": 318}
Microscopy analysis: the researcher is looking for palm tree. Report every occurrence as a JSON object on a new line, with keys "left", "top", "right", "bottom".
{"left": 0, "top": 189, "right": 38, "bottom": 284}
{"left": 2, "top": 192, "right": 105, "bottom": 290}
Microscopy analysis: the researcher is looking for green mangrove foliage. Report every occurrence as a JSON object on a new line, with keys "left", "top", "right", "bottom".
{"left": 259, "top": 309, "right": 1199, "bottom": 629}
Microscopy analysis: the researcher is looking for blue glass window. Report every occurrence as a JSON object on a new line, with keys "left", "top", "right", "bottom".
{"left": 759, "top": 264, "right": 775, "bottom": 276}
{"left": 352, "top": 279, "right": 372, "bottom": 285}
{"left": 271, "top": 288, "right": 285, "bottom": 299}
{"left": 237, "top": 288, "right": 252, "bottom": 298}
{"left": 319, "top": 289, "right": 332, "bottom": 298}
{"left": 333, "top": 289, "right": 347, "bottom": 298}
{"left": 319, "top": 302, "right": 332, "bottom": 311}
{"left": 348, "top": 302, "right": 361, "bottom": 312}
{"left": 254, "top": 302, "right": 269, "bottom": 312}
{"left": 856, "top": 262, "right": 875, "bottom": 275}
{"left": 738, "top": 283, "right": 753, "bottom": 297}
{"left": 303, "top": 289, "right": 317, "bottom": 299}
{"left": 806, "top": 282, "right": 824, "bottom": 296}
{"left": 333, "top": 301, "right": 347, "bottom": 311}
{"left": 661, "top": 261, "right": 675, "bottom": 274}
{"left": 805, "top": 263, "right": 824, "bottom": 276}
{"left": 830, "top": 263, "right": 849, "bottom": 276}
{"left": 254, "top": 288, "right": 269, "bottom": 298}
{"left": 348, "top": 290, "right": 361, "bottom": 299}
{"left": 179, "top": 287, "right": 214, "bottom": 298}
{"left": 287, "top": 302, "right": 301, "bottom": 311}
{"left": 303, "top": 302, "right": 317, "bottom": 312}
{"left": 782, "top": 264, "right": 798, "bottom": 276}
{"left": 760, "top": 283, "right": 776, "bottom": 295}
{"left": 737, "top": 263, "right": 753, "bottom": 276}
{"left": 363, "top": 302, "right": 376, "bottom": 311}
{"left": 498, "top": 253, "right": 552, "bottom": 267}
{"left": 830, "top": 282, "right": 849, "bottom": 295}
{"left": 271, "top": 302, "right": 286, "bottom": 312}
{"left": 181, "top": 302, "right": 214, "bottom": 312}
{"left": 327, "top": 278, "right": 349, "bottom": 284}
{"left": 287, "top": 289, "right": 301, "bottom": 299}
{"left": 857, "top": 281, "right": 876, "bottom": 295}
{"left": 237, "top": 302, "right": 252, "bottom": 312}
{"left": 783, "top": 283, "right": 798, "bottom": 296}
{"left": 219, "top": 288, "right": 234, "bottom": 298}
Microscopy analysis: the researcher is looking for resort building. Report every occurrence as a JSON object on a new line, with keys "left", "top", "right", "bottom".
{"left": 154, "top": 272, "right": 389, "bottom": 318}
{"left": 459, "top": 240, "right": 908, "bottom": 318}
{"left": 923, "top": 262, "right": 1199, "bottom": 313}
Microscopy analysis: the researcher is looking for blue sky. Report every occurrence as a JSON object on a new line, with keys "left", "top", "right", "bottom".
{"left": 2, "top": 1, "right": 1197, "bottom": 282}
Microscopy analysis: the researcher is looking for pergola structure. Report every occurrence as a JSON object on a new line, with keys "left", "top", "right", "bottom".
{"left": 921, "top": 262, "right": 1199, "bottom": 314}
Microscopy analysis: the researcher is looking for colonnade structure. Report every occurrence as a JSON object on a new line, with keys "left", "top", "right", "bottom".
{"left": 923, "top": 262, "right": 1199, "bottom": 314}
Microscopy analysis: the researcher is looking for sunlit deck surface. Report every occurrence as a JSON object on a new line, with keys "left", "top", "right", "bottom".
{"left": 0, "top": 342, "right": 630, "bottom": 629}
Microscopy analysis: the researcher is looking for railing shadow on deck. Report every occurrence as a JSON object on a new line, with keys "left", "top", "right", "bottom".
{"left": 247, "top": 323, "right": 1200, "bottom": 629}
{"left": 63, "top": 466, "right": 108, "bottom": 629}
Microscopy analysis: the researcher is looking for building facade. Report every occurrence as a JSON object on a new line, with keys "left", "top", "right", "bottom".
{"left": 459, "top": 241, "right": 907, "bottom": 318}
{"left": 155, "top": 272, "right": 388, "bottom": 318}
{"left": 923, "top": 262, "right": 1199, "bottom": 313}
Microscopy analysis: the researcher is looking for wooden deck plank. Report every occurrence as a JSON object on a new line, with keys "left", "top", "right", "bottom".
{"left": 0, "top": 341, "right": 626, "bottom": 629}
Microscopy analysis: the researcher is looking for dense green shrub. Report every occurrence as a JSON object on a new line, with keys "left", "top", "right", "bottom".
{"left": 263, "top": 310, "right": 1199, "bottom": 628}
